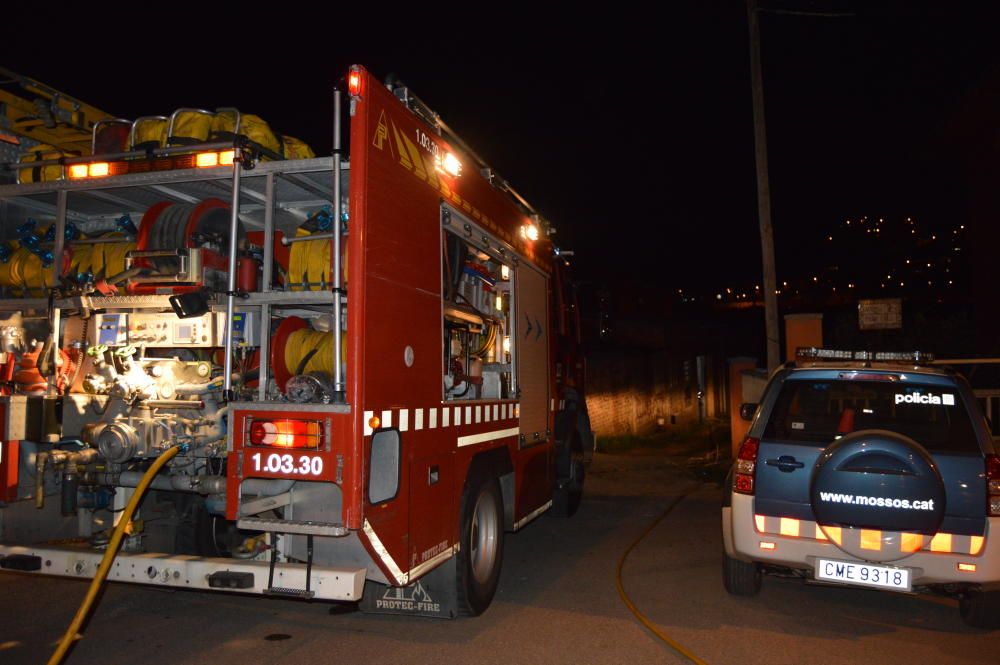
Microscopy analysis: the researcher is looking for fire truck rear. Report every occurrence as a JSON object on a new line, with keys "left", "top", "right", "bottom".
{"left": 0, "top": 65, "right": 590, "bottom": 617}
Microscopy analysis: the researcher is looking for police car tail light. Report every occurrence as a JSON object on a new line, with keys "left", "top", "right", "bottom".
{"left": 987, "top": 455, "right": 1000, "bottom": 516}
{"left": 734, "top": 436, "right": 759, "bottom": 495}
{"left": 248, "top": 419, "right": 322, "bottom": 449}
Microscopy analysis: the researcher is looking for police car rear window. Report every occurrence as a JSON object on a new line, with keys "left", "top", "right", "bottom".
{"left": 762, "top": 379, "right": 981, "bottom": 453}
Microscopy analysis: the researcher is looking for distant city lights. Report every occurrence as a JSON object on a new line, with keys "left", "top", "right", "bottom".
{"left": 672, "top": 215, "right": 965, "bottom": 305}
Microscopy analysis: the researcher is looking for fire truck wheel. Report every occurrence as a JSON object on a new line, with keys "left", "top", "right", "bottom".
{"left": 551, "top": 432, "right": 585, "bottom": 518}
{"left": 457, "top": 472, "right": 504, "bottom": 616}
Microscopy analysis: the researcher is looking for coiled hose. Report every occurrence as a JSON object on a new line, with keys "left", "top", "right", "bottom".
{"left": 47, "top": 445, "right": 183, "bottom": 665}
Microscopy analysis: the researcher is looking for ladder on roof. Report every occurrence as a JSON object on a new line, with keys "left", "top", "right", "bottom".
{"left": 0, "top": 66, "right": 114, "bottom": 155}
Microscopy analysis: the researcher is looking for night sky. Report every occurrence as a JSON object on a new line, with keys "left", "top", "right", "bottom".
{"left": 4, "top": 2, "right": 1000, "bottom": 293}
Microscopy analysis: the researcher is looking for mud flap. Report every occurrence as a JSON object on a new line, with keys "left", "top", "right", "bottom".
{"left": 359, "top": 555, "right": 458, "bottom": 619}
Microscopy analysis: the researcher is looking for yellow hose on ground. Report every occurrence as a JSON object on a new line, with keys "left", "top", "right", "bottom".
{"left": 47, "top": 445, "right": 183, "bottom": 665}
{"left": 615, "top": 490, "right": 709, "bottom": 665}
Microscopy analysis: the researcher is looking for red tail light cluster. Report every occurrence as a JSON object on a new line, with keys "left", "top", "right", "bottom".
{"left": 248, "top": 419, "right": 322, "bottom": 449}
{"left": 734, "top": 437, "right": 760, "bottom": 495}
{"left": 987, "top": 455, "right": 1000, "bottom": 517}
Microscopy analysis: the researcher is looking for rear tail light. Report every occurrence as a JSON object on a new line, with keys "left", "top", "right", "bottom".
{"left": 987, "top": 454, "right": 1000, "bottom": 516}
{"left": 248, "top": 418, "right": 322, "bottom": 449}
{"left": 734, "top": 436, "right": 759, "bottom": 495}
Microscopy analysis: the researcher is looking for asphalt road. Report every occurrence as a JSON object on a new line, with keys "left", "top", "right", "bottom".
{"left": 1, "top": 450, "right": 997, "bottom": 665}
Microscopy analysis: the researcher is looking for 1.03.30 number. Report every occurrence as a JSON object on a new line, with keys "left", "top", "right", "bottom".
{"left": 250, "top": 452, "right": 323, "bottom": 476}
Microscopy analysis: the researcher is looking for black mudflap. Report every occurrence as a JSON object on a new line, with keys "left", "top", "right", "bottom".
{"left": 359, "top": 555, "right": 458, "bottom": 619}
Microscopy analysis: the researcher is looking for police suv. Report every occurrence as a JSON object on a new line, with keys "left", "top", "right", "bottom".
{"left": 722, "top": 349, "right": 1000, "bottom": 628}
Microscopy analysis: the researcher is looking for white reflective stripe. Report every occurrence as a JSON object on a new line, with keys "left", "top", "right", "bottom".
{"left": 514, "top": 403, "right": 520, "bottom": 418}
{"left": 399, "top": 409, "right": 409, "bottom": 432}
{"left": 550, "top": 398, "right": 555, "bottom": 411}
{"left": 465, "top": 406, "right": 471, "bottom": 425}
{"left": 457, "top": 427, "right": 519, "bottom": 448}
{"left": 381, "top": 410, "right": 392, "bottom": 429}
{"left": 454, "top": 406, "right": 462, "bottom": 426}
{"left": 430, "top": 407, "right": 438, "bottom": 428}
{"left": 415, "top": 408, "right": 424, "bottom": 430}
{"left": 493, "top": 404, "right": 498, "bottom": 421}
{"left": 363, "top": 519, "right": 407, "bottom": 585}
{"left": 408, "top": 546, "right": 457, "bottom": 582}
{"left": 484, "top": 405, "right": 491, "bottom": 422}
{"left": 442, "top": 407, "right": 450, "bottom": 427}
{"left": 501, "top": 404, "right": 508, "bottom": 419}
{"left": 514, "top": 500, "right": 552, "bottom": 530}
{"left": 363, "top": 411, "right": 374, "bottom": 436}
{"left": 475, "top": 405, "right": 481, "bottom": 423}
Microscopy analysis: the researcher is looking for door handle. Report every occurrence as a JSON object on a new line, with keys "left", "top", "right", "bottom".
{"left": 765, "top": 455, "right": 805, "bottom": 472}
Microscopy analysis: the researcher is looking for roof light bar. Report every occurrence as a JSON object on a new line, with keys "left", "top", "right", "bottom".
{"left": 796, "top": 348, "right": 934, "bottom": 364}
{"left": 195, "top": 152, "right": 220, "bottom": 168}
{"left": 68, "top": 162, "right": 113, "bottom": 179}
{"left": 64, "top": 149, "right": 236, "bottom": 180}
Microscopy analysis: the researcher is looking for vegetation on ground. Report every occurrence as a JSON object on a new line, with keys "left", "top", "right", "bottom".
{"left": 595, "top": 420, "right": 733, "bottom": 486}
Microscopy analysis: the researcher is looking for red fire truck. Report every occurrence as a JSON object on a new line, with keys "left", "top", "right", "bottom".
{"left": 0, "top": 64, "right": 590, "bottom": 617}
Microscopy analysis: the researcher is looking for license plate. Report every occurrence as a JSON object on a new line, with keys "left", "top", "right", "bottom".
{"left": 815, "top": 558, "right": 911, "bottom": 592}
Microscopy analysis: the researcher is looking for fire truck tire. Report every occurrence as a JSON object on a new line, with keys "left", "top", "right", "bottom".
{"left": 551, "top": 432, "right": 585, "bottom": 518}
{"left": 722, "top": 551, "right": 761, "bottom": 596}
{"left": 456, "top": 472, "right": 504, "bottom": 616}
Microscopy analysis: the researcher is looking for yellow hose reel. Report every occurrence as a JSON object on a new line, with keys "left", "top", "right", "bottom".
{"left": 271, "top": 316, "right": 346, "bottom": 390}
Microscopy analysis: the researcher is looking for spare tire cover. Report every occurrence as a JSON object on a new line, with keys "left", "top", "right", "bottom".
{"left": 811, "top": 429, "right": 945, "bottom": 562}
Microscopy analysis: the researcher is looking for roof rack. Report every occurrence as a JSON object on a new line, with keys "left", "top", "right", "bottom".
{"left": 795, "top": 347, "right": 935, "bottom": 365}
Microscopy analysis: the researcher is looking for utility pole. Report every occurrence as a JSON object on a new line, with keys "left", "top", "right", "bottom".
{"left": 748, "top": 0, "right": 781, "bottom": 373}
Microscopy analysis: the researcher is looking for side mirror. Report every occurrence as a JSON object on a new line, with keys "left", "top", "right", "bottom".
{"left": 739, "top": 403, "right": 757, "bottom": 422}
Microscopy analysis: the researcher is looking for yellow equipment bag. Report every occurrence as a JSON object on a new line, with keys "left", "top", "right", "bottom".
{"left": 282, "top": 135, "right": 316, "bottom": 160}
{"left": 168, "top": 110, "right": 214, "bottom": 146}
{"left": 211, "top": 111, "right": 281, "bottom": 157}
{"left": 132, "top": 117, "right": 168, "bottom": 150}
{"left": 17, "top": 143, "right": 79, "bottom": 183}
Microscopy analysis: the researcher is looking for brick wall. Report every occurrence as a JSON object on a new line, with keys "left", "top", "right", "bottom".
{"left": 585, "top": 350, "right": 726, "bottom": 436}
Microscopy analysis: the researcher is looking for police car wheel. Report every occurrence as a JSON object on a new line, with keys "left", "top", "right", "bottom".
{"left": 723, "top": 551, "right": 762, "bottom": 596}
{"left": 960, "top": 590, "right": 1000, "bottom": 629}
{"left": 456, "top": 473, "right": 504, "bottom": 616}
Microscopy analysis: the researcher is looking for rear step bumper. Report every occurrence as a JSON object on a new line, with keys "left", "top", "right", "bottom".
{"left": 0, "top": 544, "right": 365, "bottom": 601}
{"left": 725, "top": 494, "right": 1000, "bottom": 586}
